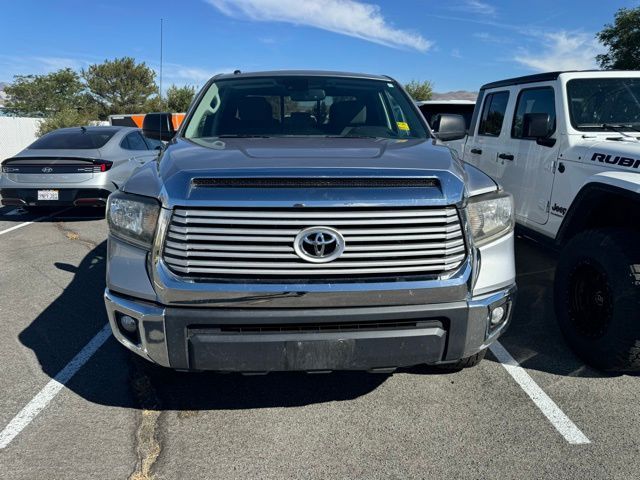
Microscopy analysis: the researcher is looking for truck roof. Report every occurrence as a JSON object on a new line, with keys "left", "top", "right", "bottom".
{"left": 213, "top": 70, "right": 392, "bottom": 82}
{"left": 480, "top": 70, "right": 640, "bottom": 90}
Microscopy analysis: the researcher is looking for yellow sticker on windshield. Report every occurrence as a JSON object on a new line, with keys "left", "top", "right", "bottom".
{"left": 397, "top": 121, "right": 410, "bottom": 131}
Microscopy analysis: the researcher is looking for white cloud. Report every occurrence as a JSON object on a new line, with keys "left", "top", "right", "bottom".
{"left": 514, "top": 31, "right": 604, "bottom": 71}
{"left": 473, "top": 32, "right": 510, "bottom": 43}
{"left": 206, "top": 0, "right": 432, "bottom": 52}
{"left": 0, "top": 55, "right": 91, "bottom": 81}
{"left": 451, "top": 48, "right": 462, "bottom": 59}
{"left": 155, "top": 63, "right": 235, "bottom": 90}
{"left": 32, "top": 57, "right": 84, "bottom": 72}
{"left": 456, "top": 1, "right": 496, "bottom": 16}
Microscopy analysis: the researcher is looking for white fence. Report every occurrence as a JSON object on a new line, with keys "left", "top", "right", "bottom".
{"left": 0, "top": 117, "right": 42, "bottom": 160}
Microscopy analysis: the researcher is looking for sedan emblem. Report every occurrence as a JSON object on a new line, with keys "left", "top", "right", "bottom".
{"left": 294, "top": 227, "right": 345, "bottom": 263}
{"left": 41, "top": 167, "right": 53, "bottom": 173}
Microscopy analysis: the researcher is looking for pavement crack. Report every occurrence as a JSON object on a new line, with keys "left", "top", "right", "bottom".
{"left": 129, "top": 360, "right": 163, "bottom": 480}
{"left": 54, "top": 221, "right": 98, "bottom": 250}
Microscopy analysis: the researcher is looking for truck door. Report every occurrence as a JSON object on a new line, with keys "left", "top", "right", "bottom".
{"left": 464, "top": 90, "right": 511, "bottom": 179}
{"left": 494, "top": 86, "right": 559, "bottom": 225}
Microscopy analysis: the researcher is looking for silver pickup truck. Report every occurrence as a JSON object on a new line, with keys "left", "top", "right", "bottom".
{"left": 103, "top": 70, "right": 516, "bottom": 373}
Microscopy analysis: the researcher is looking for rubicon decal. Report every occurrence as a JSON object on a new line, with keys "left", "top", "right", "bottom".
{"left": 591, "top": 152, "right": 640, "bottom": 169}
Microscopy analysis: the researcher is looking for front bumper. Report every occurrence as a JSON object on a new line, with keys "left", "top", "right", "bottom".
{"left": 104, "top": 285, "right": 516, "bottom": 372}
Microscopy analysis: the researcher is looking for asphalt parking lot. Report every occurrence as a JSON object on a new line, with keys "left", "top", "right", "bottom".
{"left": 0, "top": 205, "right": 639, "bottom": 479}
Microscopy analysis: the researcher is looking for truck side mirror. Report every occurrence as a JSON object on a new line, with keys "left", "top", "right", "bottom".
{"left": 523, "top": 113, "right": 556, "bottom": 147}
{"left": 432, "top": 114, "right": 466, "bottom": 141}
{"left": 143, "top": 112, "right": 177, "bottom": 141}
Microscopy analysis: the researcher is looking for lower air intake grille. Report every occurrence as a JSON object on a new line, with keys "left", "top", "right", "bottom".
{"left": 162, "top": 206, "right": 467, "bottom": 280}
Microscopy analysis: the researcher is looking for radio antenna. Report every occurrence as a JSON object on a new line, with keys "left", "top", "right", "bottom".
{"left": 160, "top": 18, "right": 164, "bottom": 108}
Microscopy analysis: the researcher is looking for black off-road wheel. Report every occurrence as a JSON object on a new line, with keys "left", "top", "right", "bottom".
{"left": 554, "top": 229, "right": 640, "bottom": 371}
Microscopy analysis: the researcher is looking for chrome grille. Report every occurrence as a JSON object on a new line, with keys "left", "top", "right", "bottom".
{"left": 162, "top": 207, "right": 467, "bottom": 279}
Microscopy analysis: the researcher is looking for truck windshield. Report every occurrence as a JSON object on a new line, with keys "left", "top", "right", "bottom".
{"left": 183, "top": 76, "right": 428, "bottom": 141}
{"left": 568, "top": 78, "right": 640, "bottom": 131}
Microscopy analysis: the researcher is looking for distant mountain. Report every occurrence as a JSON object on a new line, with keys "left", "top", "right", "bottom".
{"left": 432, "top": 91, "right": 478, "bottom": 101}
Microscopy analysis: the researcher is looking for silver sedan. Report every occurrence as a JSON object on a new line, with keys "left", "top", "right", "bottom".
{"left": 0, "top": 126, "right": 162, "bottom": 209}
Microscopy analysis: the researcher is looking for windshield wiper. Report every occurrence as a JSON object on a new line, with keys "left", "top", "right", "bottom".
{"left": 322, "top": 135, "right": 381, "bottom": 139}
{"left": 216, "top": 134, "right": 272, "bottom": 138}
{"left": 601, "top": 123, "right": 640, "bottom": 135}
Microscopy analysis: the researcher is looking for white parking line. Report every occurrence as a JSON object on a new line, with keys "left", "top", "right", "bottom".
{"left": 0, "top": 208, "right": 69, "bottom": 236}
{"left": 0, "top": 324, "right": 111, "bottom": 449}
{"left": 490, "top": 341, "right": 591, "bottom": 445}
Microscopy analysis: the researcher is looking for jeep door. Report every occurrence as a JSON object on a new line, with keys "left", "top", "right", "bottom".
{"left": 464, "top": 89, "right": 511, "bottom": 179}
{"left": 495, "top": 85, "right": 559, "bottom": 225}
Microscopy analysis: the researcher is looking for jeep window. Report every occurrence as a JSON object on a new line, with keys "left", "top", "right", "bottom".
{"left": 478, "top": 91, "right": 509, "bottom": 137}
{"left": 512, "top": 87, "right": 556, "bottom": 139}
{"left": 29, "top": 128, "right": 119, "bottom": 149}
{"left": 568, "top": 78, "right": 640, "bottom": 131}
{"left": 183, "top": 76, "right": 428, "bottom": 143}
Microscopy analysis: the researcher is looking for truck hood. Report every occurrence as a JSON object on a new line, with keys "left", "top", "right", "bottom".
{"left": 124, "top": 137, "right": 478, "bottom": 208}
{"left": 574, "top": 136, "right": 640, "bottom": 173}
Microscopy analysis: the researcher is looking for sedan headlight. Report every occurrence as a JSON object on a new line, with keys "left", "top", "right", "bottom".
{"left": 466, "top": 192, "right": 514, "bottom": 246}
{"left": 107, "top": 191, "right": 160, "bottom": 248}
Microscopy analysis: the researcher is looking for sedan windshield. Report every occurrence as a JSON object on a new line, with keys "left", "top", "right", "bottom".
{"left": 183, "top": 76, "right": 428, "bottom": 141}
{"left": 568, "top": 78, "right": 640, "bottom": 131}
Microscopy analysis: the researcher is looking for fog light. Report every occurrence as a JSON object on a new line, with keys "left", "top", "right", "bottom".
{"left": 490, "top": 306, "right": 506, "bottom": 326}
{"left": 120, "top": 315, "right": 138, "bottom": 333}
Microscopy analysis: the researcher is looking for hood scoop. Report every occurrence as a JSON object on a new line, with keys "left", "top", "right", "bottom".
{"left": 191, "top": 177, "right": 440, "bottom": 188}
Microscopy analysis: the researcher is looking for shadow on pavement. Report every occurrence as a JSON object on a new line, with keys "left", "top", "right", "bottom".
{"left": 0, "top": 205, "right": 105, "bottom": 223}
{"left": 19, "top": 234, "right": 618, "bottom": 413}
{"left": 19, "top": 240, "right": 389, "bottom": 411}
{"left": 488, "top": 236, "right": 615, "bottom": 379}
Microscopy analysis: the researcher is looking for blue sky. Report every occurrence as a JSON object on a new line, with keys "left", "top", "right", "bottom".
{"left": 0, "top": 0, "right": 636, "bottom": 92}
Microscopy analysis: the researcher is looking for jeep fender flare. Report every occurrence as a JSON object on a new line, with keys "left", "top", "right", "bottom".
{"left": 556, "top": 173, "right": 640, "bottom": 246}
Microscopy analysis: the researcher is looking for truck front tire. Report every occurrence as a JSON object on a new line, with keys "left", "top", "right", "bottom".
{"left": 554, "top": 229, "right": 640, "bottom": 371}
{"left": 436, "top": 349, "right": 486, "bottom": 371}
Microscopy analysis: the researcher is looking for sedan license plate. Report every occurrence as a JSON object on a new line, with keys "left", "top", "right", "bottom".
{"left": 37, "top": 189, "right": 59, "bottom": 201}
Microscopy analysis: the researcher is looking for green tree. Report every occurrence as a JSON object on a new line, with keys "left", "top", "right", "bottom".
{"left": 83, "top": 57, "right": 158, "bottom": 118}
{"left": 404, "top": 80, "right": 434, "bottom": 101}
{"left": 36, "top": 107, "right": 94, "bottom": 136}
{"left": 597, "top": 7, "right": 640, "bottom": 70}
{"left": 143, "top": 95, "right": 164, "bottom": 113}
{"left": 166, "top": 84, "right": 196, "bottom": 112}
{"left": 4, "top": 68, "right": 86, "bottom": 116}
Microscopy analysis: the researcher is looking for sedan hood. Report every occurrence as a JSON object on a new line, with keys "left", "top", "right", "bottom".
{"left": 124, "top": 137, "right": 470, "bottom": 207}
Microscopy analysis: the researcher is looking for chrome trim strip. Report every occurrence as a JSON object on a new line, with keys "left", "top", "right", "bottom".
{"left": 151, "top": 255, "right": 474, "bottom": 307}
{"left": 173, "top": 207, "right": 458, "bottom": 219}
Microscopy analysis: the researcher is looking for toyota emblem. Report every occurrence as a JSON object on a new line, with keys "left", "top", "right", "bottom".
{"left": 294, "top": 227, "right": 345, "bottom": 263}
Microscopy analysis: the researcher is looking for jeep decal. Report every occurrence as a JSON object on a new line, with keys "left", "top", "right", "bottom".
{"left": 591, "top": 152, "right": 640, "bottom": 169}
{"left": 551, "top": 203, "right": 567, "bottom": 216}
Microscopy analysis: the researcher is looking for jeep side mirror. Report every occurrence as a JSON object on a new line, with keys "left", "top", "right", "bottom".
{"left": 143, "top": 112, "right": 177, "bottom": 141}
{"left": 523, "top": 113, "right": 556, "bottom": 147}
{"left": 432, "top": 114, "right": 467, "bottom": 141}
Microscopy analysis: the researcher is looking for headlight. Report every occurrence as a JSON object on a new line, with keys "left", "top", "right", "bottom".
{"left": 107, "top": 191, "right": 160, "bottom": 248}
{"left": 466, "top": 191, "right": 514, "bottom": 246}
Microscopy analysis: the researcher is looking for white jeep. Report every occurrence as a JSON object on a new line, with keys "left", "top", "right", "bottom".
{"left": 434, "top": 70, "right": 640, "bottom": 371}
